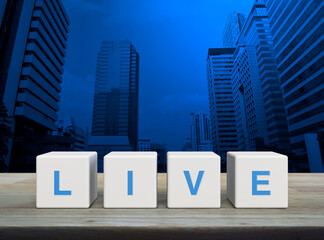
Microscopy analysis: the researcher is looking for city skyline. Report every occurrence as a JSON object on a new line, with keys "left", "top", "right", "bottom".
{"left": 58, "top": 0, "right": 255, "bottom": 150}
{"left": 1, "top": 0, "right": 323, "bottom": 173}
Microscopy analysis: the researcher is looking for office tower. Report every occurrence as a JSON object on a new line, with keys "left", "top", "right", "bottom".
{"left": 92, "top": 41, "right": 139, "bottom": 143}
{"left": 264, "top": 0, "right": 324, "bottom": 171}
{"left": 207, "top": 48, "right": 238, "bottom": 162}
{"left": 89, "top": 40, "right": 139, "bottom": 171}
{"left": 91, "top": 41, "right": 139, "bottom": 147}
{"left": 0, "top": 0, "right": 69, "bottom": 171}
{"left": 232, "top": 2, "right": 290, "bottom": 151}
{"left": 223, "top": 12, "right": 246, "bottom": 47}
{"left": 232, "top": 46, "right": 269, "bottom": 150}
{"left": 189, "top": 113, "right": 213, "bottom": 151}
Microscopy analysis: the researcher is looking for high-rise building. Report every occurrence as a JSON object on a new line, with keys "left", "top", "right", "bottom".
{"left": 232, "top": 46, "right": 269, "bottom": 150}
{"left": 207, "top": 48, "right": 238, "bottom": 162}
{"left": 91, "top": 41, "right": 139, "bottom": 147}
{"left": 232, "top": 2, "right": 290, "bottom": 151}
{"left": 223, "top": 12, "right": 246, "bottom": 47}
{"left": 264, "top": 0, "right": 324, "bottom": 171}
{"left": 189, "top": 113, "right": 213, "bottom": 151}
{"left": 89, "top": 40, "right": 139, "bottom": 170}
{"left": 0, "top": 0, "right": 70, "bottom": 171}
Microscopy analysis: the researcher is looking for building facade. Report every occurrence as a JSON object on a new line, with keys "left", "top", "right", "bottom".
{"left": 91, "top": 41, "right": 139, "bottom": 150}
{"left": 232, "top": 46, "right": 269, "bottom": 150}
{"left": 0, "top": 0, "right": 70, "bottom": 171}
{"left": 89, "top": 40, "right": 139, "bottom": 171}
{"left": 232, "top": 2, "right": 290, "bottom": 151}
{"left": 189, "top": 113, "right": 213, "bottom": 152}
{"left": 223, "top": 12, "right": 246, "bottom": 47}
{"left": 265, "top": 0, "right": 324, "bottom": 171}
{"left": 207, "top": 48, "right": 238, "bottom": 162}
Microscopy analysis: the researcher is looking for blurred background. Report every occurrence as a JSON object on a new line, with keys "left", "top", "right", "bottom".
{"left": 0, "top": 0, "right": 323, "bottom": 173}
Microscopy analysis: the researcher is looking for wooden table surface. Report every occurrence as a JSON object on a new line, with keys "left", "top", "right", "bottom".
{"left": 0, "top": 173, "right": 323, "bottom": 240}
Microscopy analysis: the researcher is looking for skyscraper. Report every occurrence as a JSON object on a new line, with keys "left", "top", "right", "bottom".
{"left": 189, "top": 113, "right": 213, "bottom": 151}
{"left": 89, "top": 40, "right": 139, "bottom": 171}
{"left": 223, "top": 12, "right": 246, "bottom": 47}
{"left": 0, "top": 0, "right": 70, "bottom": 171}
{"left": 207, "top": 48, "right": 238, "bottom": 162}
{"left": 92, "top": 40, "right": 139, "bottom": 146}
{"left": 264, "top": 0, "right": 324, "bottom": 171}
{"left": 232, "top": 46, "right": 269, "bottom": 150}
{"left": 232, "top": 2, "right": 290, "bottom": 151}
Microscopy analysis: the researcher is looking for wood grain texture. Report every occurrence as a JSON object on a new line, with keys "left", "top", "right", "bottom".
{"left": 0, "top": 173, "right": 323, "bottom": 239}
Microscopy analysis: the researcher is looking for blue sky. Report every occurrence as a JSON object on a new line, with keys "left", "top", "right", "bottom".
{"left": 58, "top": 0, "right": 254, "bottom": 150}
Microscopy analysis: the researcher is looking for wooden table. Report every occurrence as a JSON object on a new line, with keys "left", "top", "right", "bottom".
{"left": 0, "top": 173, "right": 323, "bottom": 239}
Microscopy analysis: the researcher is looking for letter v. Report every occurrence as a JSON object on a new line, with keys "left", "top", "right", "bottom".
{"left": 183, "top": 170, "right": 204, "bottom": 195}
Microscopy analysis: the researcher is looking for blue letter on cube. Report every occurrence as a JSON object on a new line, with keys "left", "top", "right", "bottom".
{"left": 128, "top": 171, "right": 133, "bottom": 195}
{"left": 54, "top": 171, "right": 71, "bottom": 195}
{"left": 184, "top": 170, "right": 204, "bottom": 195}
{"left": 252, "top": 171, "right": 270, "bottom": 196}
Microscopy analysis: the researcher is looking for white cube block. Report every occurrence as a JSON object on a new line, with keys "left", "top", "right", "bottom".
{"left": 104, "top": 152, "right": 157, "bottom": 208}
{"left": 36, "top": 151, "right": 97, "bottom": 208}
{"left": 167, "top": 152, "right": 221, "bottom": 208}
{"left": 227, "top": 151, "right": 288, "bottom": 208}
